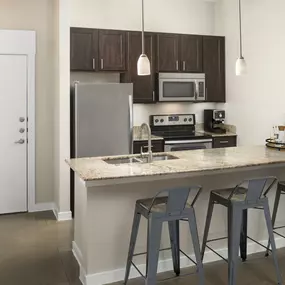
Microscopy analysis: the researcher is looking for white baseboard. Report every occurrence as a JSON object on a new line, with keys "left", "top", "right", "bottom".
{"left": 73, "top": 237, "right": 285, "bottom": 285}
{"left": 72, "top": 241, "right": 86, "bottom": 285}
{"left": 53, "top": 206, "right": 72, "bottom": 221}
{"left": 29, "top": 202, "right": 55, "bottom": 213}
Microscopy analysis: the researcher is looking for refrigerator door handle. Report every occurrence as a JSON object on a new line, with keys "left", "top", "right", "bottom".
{"left": 129, "top": 94, "right": 134, "bottom": 154}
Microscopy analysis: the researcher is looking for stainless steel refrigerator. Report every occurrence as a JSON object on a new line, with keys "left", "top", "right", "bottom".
{"left": 71, "top": 82, "right": 133, "bottom": 159}
{"left": 70, "top": 82, "right": 133, "bottom": 214}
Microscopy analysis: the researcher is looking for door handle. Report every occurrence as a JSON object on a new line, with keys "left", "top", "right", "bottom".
{"left": 195, "top": 81, "right": 199, "bottom": 100}
{"left": 15, "top": 139, "right": 25, "bottom": 144}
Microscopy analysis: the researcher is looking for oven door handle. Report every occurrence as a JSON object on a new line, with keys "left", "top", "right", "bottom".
{"left": 165, "top": 139, "right": 213, "bottom": 145}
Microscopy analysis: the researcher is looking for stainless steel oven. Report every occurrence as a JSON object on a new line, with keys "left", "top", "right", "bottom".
{"left": 164, "top": 138, "right": 213, "bottom": 152}
{"left": 158, "top": 73, "right": 206, "bottom": 102}
{"left": 150, "top": 114, "right": 213, "bottom": 152}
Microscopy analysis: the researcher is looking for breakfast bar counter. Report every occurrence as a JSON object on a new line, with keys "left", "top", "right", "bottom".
{"left": 68, "top": 146, "right": 285, "bottom": 285}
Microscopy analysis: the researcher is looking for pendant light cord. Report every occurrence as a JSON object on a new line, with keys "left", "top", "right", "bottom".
{"left": 238, "top": 0, "right": 243, "bottom": 58}
{"left": 141, "top": 0, "right": 145, "bottom": 54}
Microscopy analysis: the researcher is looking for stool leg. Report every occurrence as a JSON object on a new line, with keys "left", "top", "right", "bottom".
{"left": 188, "top": 208, "right": 205, "bottom": 285}
{"left": 168, "top": 220, "right": 180, "bottom": 276}
{"left": 146, "top": 218, "right": 163, "bottom": 285}
{"left": 124, "top": 207, "right": 141, "bottom": 285}
{"left": 263, "top": 201, "right": 282, "bottom": 285}
{"left": 266, "top": 187, "right": 281, "bottom": 256}
{"left": 201, "top": 195, "right": 215, "bottom": 260}
{"left": 240, "top": 209, "right": 248, "bottom": 262}
{"left": 228, "top": 205, "right": 242, "bottom": 285}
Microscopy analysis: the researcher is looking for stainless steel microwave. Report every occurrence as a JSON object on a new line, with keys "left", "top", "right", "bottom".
{"left": 158, "top": 73, "right": 206, "bottom": 102}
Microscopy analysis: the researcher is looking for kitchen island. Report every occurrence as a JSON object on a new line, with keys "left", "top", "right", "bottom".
{"left": 68, "top": 146, "right": 285, "bottom": 285}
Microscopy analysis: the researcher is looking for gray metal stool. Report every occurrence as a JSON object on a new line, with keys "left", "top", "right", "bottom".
{"left": 201, "top": 177, "right": 282, "bottom": 285}
{"left": 266, "top": 181, "right": 285, "bottom": 256}
{"left": 124, "top": 186, "right": 204, "bottom": 285}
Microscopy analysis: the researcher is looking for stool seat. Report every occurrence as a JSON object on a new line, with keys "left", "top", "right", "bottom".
{"left": 137, "top": 197, "right": 191, "bottom": 213}
{"left": 213, "top": 187, "right": 247, "bottom": 202}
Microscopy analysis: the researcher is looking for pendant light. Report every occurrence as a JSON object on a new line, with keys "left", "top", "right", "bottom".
{"left": 137, "top": 0, "right": 151, "bottom": 76}
{"left": 236, "top": 0, "right": 247, "bottom": 76}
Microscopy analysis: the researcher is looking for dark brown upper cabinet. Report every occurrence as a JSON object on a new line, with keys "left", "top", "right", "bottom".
{"left": 203, "top": 36, "right": 225, "bottom": 102}
{"left": 70, "top": 28, "right": 98, "bottom": 71}
{"left": 180, "top": 35, "right": 203, "bottom": 72}
{"left": 98, "top": 30, "right": 126, "bottom": 71}
{"left": 157, "top": 34, "right": 180, "bottom": 72}
{"left": 121, "top": 32, "right": 156, "bottom": 103}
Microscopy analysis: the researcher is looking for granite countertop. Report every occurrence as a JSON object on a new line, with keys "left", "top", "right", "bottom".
{"left": 203, "top": 131, "right": 237, "bottom": 137}
{"left": 196, "top": 123, "right": 237, "bottom": 137}
{"left": 67, "top": 146, "right": 285, "bottom": 183}
{"left": 133, "top": 126, "right": 163, "bottom": 141}
{"left": 133, "top": 133, "right": 164, "bottom": 141}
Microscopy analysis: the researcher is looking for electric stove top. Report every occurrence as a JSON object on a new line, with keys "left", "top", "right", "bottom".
{"left": 150, "top": 114, "right": 212, "bottom": 141}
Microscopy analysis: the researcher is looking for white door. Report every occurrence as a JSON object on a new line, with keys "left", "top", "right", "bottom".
{"left": 0, "top": 55, "right": 27, "bottom": 214}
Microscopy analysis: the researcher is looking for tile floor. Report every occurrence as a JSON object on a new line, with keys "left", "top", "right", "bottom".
{"left": 0, "top": 211, "right": 285, "bottom": 285}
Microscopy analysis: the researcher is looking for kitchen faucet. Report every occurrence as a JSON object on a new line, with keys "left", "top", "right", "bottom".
{"left": 140, "top": 123, "right": 153, "bottom": 163}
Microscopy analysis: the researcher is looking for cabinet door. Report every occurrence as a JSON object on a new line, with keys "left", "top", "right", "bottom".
{"left": 70, "top": 28, "right": 98, "bottom": 71}
{"left": 203, "top": 36, "right": 225, "bottom": 102}
{"left": 157, "top": 34, "right": 180, "bottom": 72}
{"left": 98, "top": 30, "right": 126, "bottom": 71}
{"left": 124, "top": 32, "right": 156, "bottom": 103}
{"left": 133, "top": 140, "right": 164, "bottom": 154}
{"left": 180, "top": 35, "right": 203, "bottom": 73}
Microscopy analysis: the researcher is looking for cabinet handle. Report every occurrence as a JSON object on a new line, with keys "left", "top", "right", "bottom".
{"left": 176, "top": 60, "right": 179, "bottom": 71}
{"left": 101, "top": 59, "right": 104, "bottom": 69}
{"left": 152, "top": 91, "right": 155, "bottom": 101}
{"left": 141, "top": 145, "right": 153, "bottom": 151}
{"left": 92, "top": 58, "right": 96, "bottom": 70}
{"left": 220, "top": 140, "right": 229, "bottom": 144}
{"left": 183, "top": 61, "right": 186, "bottom": 71}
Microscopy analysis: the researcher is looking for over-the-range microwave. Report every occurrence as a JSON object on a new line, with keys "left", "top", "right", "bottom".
{"left": 158, "top": 73, "right": 206, "bottom": 102}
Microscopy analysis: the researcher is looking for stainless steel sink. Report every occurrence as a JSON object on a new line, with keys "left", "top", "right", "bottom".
{"left": 139, "top": 154, "right": 178, "bottom": 163}
{"left": 103, "top": 157, "right": 141, "bottom": 165}
{"left": 104, "top": 154, "right": 179, "bottom": 165}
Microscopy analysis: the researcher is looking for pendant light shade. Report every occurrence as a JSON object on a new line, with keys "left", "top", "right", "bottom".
{"left": 236, "top": 0, "right": 247, "bottom": 76}
{"left": 137, "top": 54, "right": 151, "bottom": 76}
{"left": 236, "top": 57, "right": 247, "bottom": 76}
{"left": 137, "top": 0, "right": 151, "bottom": 76}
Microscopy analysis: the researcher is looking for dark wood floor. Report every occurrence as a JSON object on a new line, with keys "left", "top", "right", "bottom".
{"left": 0, "top": 211, "right": 284, "bottom": 285}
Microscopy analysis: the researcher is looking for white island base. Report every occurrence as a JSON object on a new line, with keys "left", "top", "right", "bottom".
{"left": 69, "top": 147, "right": 285, "bottom": 285}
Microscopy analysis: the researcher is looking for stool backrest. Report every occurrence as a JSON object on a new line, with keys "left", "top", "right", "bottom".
{"left": 148, "top": 186, "right": 202, "bottom": 215}
{"left": 230, "top": 177, "right": 277, "bottom": 202}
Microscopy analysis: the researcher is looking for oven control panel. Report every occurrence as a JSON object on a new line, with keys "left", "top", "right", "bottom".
{"left": 151, "top": 114, "right": 195, "bottom": 126}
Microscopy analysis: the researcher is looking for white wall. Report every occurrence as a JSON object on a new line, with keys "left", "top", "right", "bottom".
{"left": 71, "top": 0, "right": 222, "bottom": 126}
{"left": 216, "top": 0, "right": 285, "bottom": 146}
{"left": 53, "top": 0, "right": 71, "bottom": 217}
{"left": 71, "top": 0, "right": 215, "bottom": 35}
{"left": 0, "top": 0, "right": 56, "bottom": 203}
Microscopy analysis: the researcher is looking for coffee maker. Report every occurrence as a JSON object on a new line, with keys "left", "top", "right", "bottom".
{"left": 204, "top": 109, "right": 226, "bottom": 134}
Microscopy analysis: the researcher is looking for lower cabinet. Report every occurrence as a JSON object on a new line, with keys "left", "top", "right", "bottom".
{"left": 212, "top": 136, "right": 237, "bottom": 148}
{"left": 133, "top": 140, "right": 165, "bottom": 154}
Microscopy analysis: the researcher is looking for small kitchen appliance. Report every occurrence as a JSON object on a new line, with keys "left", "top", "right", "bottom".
{"left": 150, "top": 114, "right": 212, "bottom": 151}
{"left": 158, "top": 73, "right": 206, "bottom": 102}
{"left": 204, "top": 109, "right": 226, "bottom": 134}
